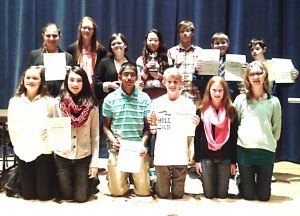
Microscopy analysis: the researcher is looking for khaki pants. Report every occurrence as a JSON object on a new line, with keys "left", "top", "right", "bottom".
{"left": 155, "top": 165, "right": 188, "bottom": 199}
{"left": 107, "top": 152, "right": 151, "bottom": 196}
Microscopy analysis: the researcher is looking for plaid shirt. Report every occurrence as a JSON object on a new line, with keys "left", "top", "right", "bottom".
{"left": 167, "top": 44, "right": 202, "bottom": 101}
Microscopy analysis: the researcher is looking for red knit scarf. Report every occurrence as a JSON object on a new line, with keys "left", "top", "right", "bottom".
{"left": 202, "top": 104, "right": 230, "bottom": 151}
{"left": 60, "top": 94, "right": 93, "bottom": 128}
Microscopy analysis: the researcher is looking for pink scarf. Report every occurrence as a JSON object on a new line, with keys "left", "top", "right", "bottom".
{"left": 80, "top": 49, "right": 94, "bottom": 85}
{"left": 202, "top": 104, "right": 230, "bottom": 151}
{"left": 60, "top": 94, "right": 93, "bottom": 128}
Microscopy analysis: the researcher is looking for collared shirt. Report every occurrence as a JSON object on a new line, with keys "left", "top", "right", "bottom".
{"left": 167, "top": 44, "right": 202, "bottom": 101}
{"left": 8, "top": 94, "right": 56, "bottom": 162}
{"left": 103, "top": 87, "right": 151, "bottom": 141}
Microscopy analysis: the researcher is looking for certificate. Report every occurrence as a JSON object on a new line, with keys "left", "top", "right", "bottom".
{"left": 225, "top": 54, "right": 246, "bottom": 81}
{"left": 46, "top": 117, "right": 71, "bottom": 151}
{"left": 117, "top": 140, "right": 143, "bottom": 173}
{"left": 173, "top": 104, "right": 196, "bottom": 136}
{"left": 155, "top": 104, "right": 196, "bottom": 136}
{"left": 196, "top": 49, "right": 220, "bottom": 75}
{"left": 271, "top": 58, "right": 295, "bottom": 83}
{"left": 263, "top": 60, "right": 275, "bottom": 82}
{"left": 43, "top": 53, "right": 66, "bottom": 81}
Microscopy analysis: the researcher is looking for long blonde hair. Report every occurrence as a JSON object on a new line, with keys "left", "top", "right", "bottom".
{"left": 240, "top": 61, "right": 270, "bottom": 99}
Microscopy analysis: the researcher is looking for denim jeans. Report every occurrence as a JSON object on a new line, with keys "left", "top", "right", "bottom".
{"left": 238, "top": 164, "right": 274, "bottom": 201}
{"left": 200, "top": 159, "right": 231, "bottom": 199}
{"left": 55, "top": 154, "right": 91, "bottom": 203}
{"left": 155, "top": 165, "right": 187, "bottom": 199}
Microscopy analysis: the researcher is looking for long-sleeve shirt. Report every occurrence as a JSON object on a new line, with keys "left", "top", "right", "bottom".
{"left": 8, "top": 94, "right": 56, "bottom": 162}
{"left": 234, "top": 93, "right": 282, "bottom": 153}
{"left": 167, "top": 44, "right": 202, "bottom": 102}
{"left": 54, "top": 102, "right": 99, "bottom": 168}
{"left": 194, "top": 110, "right": 238, "bottom": 164}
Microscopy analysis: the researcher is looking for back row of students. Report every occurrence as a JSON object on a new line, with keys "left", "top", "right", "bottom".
{"left": 7, "top": 17, "right": 298, "bottom": 202}
{"left": 26, "top": 17, "right": 299, "bottom": 101}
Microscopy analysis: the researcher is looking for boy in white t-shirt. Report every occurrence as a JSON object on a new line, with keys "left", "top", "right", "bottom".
{"left": 148, "top": 67, "right": 200, "bottom": 199}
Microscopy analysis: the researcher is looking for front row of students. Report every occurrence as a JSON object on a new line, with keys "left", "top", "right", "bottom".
{"left": 8, "top": 66, "right": 99, "bottom": 202}
{"left": 8, "top": 61, "right": 281, "bottom": 202}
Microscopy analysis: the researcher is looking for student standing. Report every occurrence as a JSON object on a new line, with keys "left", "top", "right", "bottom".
{"left": 194, "top": 76, "right": 238, "bottom": 199}
{"left": 149, "top": 67, "right": 200, "bottom": 199}
{"left": 67, "top": 17, "right": 107, "bottom": 86}
{"left": 167, "top": 20, "right": 202, "bottom": 107}
{"left": 8, "top": 66, "right": 56, "bottom": 200}
{"left": 54, "top": 66, "right": 99, "bottom": 203}
{"left": 136, "top": 29, "right": 169, "bottom": 100}
{"left": 27, "top": 23, "right": 74, "bottom": 97}
{"left": 234, "top": 61, "right": 282, "bottom": 201}
{"left": 194, "top": 32, "right": 241, "bottom": 101}
{"left": 248, "top": 38, "right": 298, "bottom": 91}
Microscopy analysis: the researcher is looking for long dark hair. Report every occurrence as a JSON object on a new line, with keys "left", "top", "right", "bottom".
{"left": 60, "top": 66, "right": 98, "bottom": 106}
{"left": 16, "top": 66, "right": 48, "bottom": 97}
{"left": 41, "top": 22, "right": 61, "bottom": 51}
{"left": 142, "top": 29, "right": 169, "bottom": 73}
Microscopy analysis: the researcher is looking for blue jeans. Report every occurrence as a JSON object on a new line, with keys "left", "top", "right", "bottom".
{"left": 200, "top": 159, "right": 231, "bottom": 199}
{"left": 238, "top": 164, "right": 273, "bottom": 201}
{"left": 55, "top": 154, "right": 91, "bottom": 203}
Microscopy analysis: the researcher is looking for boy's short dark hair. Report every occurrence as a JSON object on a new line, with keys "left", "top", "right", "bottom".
{"left": 211, "top": 32, "right": 229, "bottom": 44}
{"left": 178, "top": 20, "right": 195, "bottom": 33}
{"left": 248, "top": 38, "right": 266, "bottom": 51}
{"left": 119, "top": 62, "right": 138, "bottom": 75}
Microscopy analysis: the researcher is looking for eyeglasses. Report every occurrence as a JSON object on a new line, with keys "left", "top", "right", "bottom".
{"left": 211, "top": 89, "right": 224, "bottom": 93}
{"left": 81, "top": 26, "right": 94, "bottom": 31}
{"left": 44, "top": 34, "right": 59, "bottom": 39}
{"left": 111, "top": 42, "right": 124, "bottom": 46}
{"left": 249, "top": 72, "right": 264, "bottom": 77}
{"left": 121, "top": 72, "right": 137, "bottom": 77}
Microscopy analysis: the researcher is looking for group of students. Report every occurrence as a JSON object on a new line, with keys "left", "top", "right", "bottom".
{"left": 6, "top": 17, "right": 298, "bottom": 203}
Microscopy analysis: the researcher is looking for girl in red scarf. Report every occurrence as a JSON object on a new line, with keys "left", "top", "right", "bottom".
{"left": 194, "top": 76, "right": 238, "bottom": 199}
{"left": 55, "top": 66, "right": 99, "bottom": 202}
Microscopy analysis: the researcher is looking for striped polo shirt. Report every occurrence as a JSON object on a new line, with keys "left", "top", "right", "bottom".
{"left": 102, "top": 87, "right": 151, "bottom": 141}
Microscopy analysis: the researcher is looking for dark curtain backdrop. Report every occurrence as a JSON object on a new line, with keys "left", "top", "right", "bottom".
{"left": 1, "top": 0, "right": 299, "bottom": 163}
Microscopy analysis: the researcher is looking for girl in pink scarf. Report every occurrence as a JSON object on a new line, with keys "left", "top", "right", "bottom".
{"left": 194, "top": 76, "right": 238, "bottom": 199}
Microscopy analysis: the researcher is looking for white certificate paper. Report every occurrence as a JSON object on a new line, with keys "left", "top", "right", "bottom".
{"left": 225, "top": 54, "right": 246, "bottom": 81}
{"left": 196, "top": 49, "right": 220, "bottom": 75}
{"left": 47, "top": 117, "right": 71, "bottom": 151}
{"left": 155, "top": 104, "right": 196, "bottom": 136}
{"left": 173, "top": 104, "right": 196, "bottom": 136}
{"left": 271, "top": 58, "right": 295, "bottom": 83}
{"left": 117, "top": 140, "right": 143, "bottom": 173}
{"left": 43, "top": 53, "right": 66, "bottom": 81}
{"left": 263, "top": 60, "right": 275, "bottom": 82}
